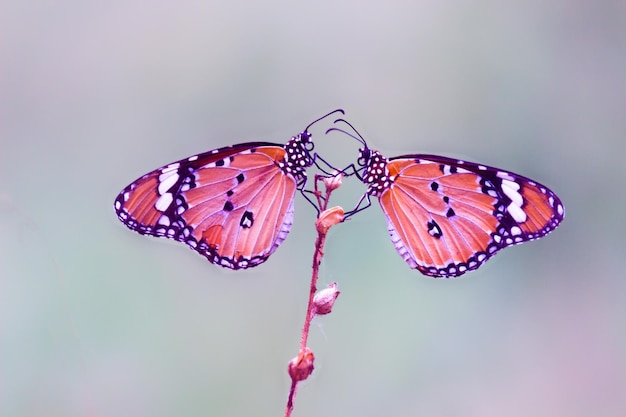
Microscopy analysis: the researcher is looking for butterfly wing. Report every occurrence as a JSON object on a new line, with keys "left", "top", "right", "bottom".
{"left": 376, "top": 154, "right": 564, "bottom": 277}
{"left": 114, "top": 142, "right": 300, "bottom": 269}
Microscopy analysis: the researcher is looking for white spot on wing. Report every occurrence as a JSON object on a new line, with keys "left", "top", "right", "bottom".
{"left": 497, "top": 171, "right": 515, "bottom": 181}
{"left": 507, "top": 202, "right": 527, "bottom": 223}
{"left": 161, "top": 163, "right": 180, "bottom": 174}
{"left": 155, "top": 193, "right": 173, "bottom": 212}
{"left": 158, "top": 171, "right": 179, "bottom": 195}
{"left": 501, "top": 179, "right": 523, "bottom": 207}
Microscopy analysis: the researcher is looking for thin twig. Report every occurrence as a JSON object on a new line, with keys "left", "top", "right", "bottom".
{"left": 284, "top": 174, "right": 343, "bottom": 417}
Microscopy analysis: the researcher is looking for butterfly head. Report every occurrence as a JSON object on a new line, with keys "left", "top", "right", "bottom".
{"left": 357, "top": 146, "right": 372, "bottom": 167}
{"left": 280, "top": 131, "right": 316, "bottom": 181}
{"left": 357, "top": 147, "right": 391, "bottom": 196}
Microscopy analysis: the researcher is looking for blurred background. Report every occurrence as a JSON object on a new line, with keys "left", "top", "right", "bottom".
{"left": 2, "top": 0, "right": 625, "bottom": 416}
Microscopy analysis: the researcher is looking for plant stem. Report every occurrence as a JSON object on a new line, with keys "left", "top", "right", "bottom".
{"left": 284, "top": 218, "right": 327, "bottom": 417}
{"left": 284, "top": 175, "right": 337, "bottom": 417}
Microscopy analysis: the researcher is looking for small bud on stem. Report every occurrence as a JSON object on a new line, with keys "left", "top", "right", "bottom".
{"left": 315, "top": 206, "right": 345, "bottom": 234}
{"left": 312, "top": 282, "right": 340, "bottom": 315}
{"left": 287, "top": 347, "right": 315, "bottom": 382}
{"left": 323, "top": 172, "right": 343, "bottom": 192}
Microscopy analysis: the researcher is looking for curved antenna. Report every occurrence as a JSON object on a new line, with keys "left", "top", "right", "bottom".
{"left": 305, "top": 109, "right": 345, "bottom": 132}
{"left": 325, "top": 118, "right": 368, "bottom": 148}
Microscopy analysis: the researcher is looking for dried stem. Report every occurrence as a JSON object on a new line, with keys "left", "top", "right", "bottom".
{"left": 284, "top": 174, "right": 343, "bottom": 417}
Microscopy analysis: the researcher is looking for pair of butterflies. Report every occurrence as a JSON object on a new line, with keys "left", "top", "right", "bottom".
{"left": 114, "top": 109, "right": 564, "bottom": 277}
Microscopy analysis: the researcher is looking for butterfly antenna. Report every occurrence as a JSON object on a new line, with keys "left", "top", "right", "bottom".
{"left": 305, "top": 109, "right": 345, "bottom": 132}
{"left": 325, "top": 118, "right": 367, "bottom": 148}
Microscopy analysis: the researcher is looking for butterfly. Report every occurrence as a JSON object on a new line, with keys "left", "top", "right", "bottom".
{"left": 330, "top": 120, "right": 565, "bottom": 278}
{"left": 114, "top": 109, "right": 344, "bottom": 269}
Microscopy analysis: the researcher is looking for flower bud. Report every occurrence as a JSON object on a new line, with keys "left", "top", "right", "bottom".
{"left": 312, "top": 282, "right": 340, "bottom": 315}
{"left": 323, "top": 172, "right": 343, "bottom": 191}
{"left": 315, "top": 206, "right": 344, "bottom": 234}
{"left": 288, "top": 347, "right": 315, "bottom": 382}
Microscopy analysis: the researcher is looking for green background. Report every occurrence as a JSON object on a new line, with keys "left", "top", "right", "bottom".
{"left": 2, "top": 1, "right": 624, "bottom": 416}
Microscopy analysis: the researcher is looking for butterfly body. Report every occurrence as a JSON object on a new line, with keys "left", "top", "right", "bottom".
{"left": 357, "top": 148, "right": 564, "bottom": 277}
{"left": 115, "top": 134, "right": 315, "bottom": 269}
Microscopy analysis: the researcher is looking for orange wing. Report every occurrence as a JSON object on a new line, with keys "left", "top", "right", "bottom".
{"left": 184, "top": 152, "right": 297, "bottom": 268}
{"left": 371, "top": 154, "right": 564, "bottom": 277}
{"left": 115, "top": 141, "right": 306, "bottom": 269}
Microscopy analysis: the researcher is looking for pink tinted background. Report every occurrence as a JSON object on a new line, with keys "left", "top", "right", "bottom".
{"left": 2, "top": 1, "right": 624, "bottom": 416}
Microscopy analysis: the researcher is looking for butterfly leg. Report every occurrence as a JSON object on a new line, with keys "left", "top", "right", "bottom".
{"left": 296, "top": 172, "right": 350, "bottom": 218}
{"left": 312, "top": 152, "right": 362, "bottom": 179}
{"left": 336, "top": 162, "right": 362, "bottom": 179}
{"left": 311, "top": 154, "right": 338, "bottom": 176}
{"left": 299, "top": 189, "right": 324, "bottom": 215}
{"left": 311, "top": 153, "right": 357, "bottom": 177}
{"left": 292, "top": 174, "right": 324, "bottom": 216}
{"left": 343, "top": 193, "right": 372, "bottom": 219}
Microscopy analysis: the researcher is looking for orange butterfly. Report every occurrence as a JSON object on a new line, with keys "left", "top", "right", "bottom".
{"left": 332, "top": 120, "right": 565, "bottom": 277}
{"left": 114, "top": 110, "right": 344, "bottom": 269}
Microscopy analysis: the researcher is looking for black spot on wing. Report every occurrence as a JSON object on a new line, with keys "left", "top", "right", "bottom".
{"left": 439, "top": 164, "right": 458, "bottom": 174}
{"left": 240, "top": 210, "right": 254, "bottom": 228}
{"left": 427, "top": 220, "right": 443, "bottom": 238}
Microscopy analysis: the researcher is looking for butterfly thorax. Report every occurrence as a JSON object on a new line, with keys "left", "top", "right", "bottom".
{"left": 279, "top": 131, "right": 315, "bottom": 182}
{"left": 360, "top": 149, "right": 393, "bottom": 197}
